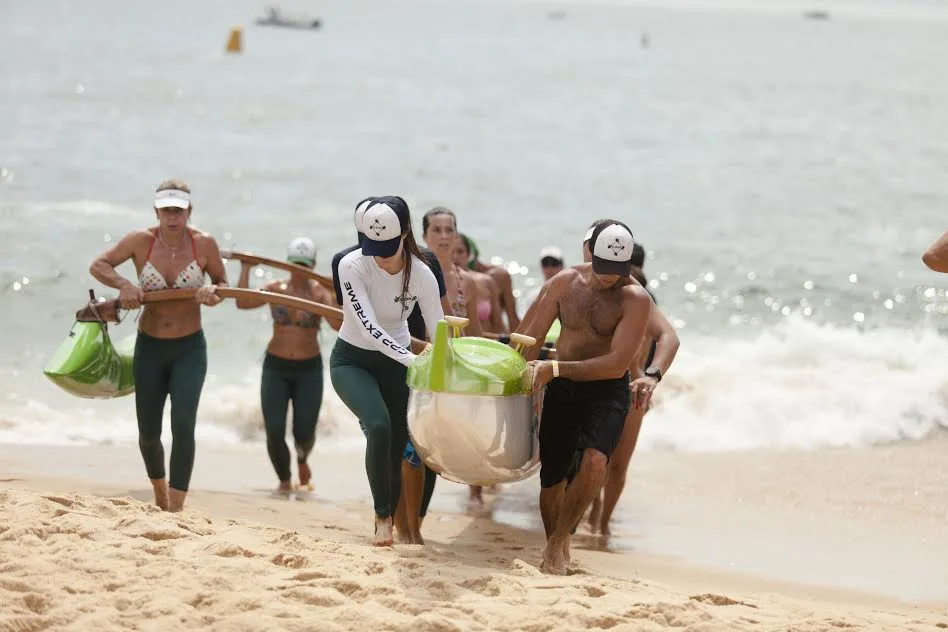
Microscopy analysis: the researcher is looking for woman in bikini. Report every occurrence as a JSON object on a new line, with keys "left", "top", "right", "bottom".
{"left": 89, "top": 179, "right": 228, "bottom": 512}
{"left": 235, "top": 236, "right": 341, "bottom": 494}
{"left": 455, "top": 234, "right": 505, "bottom": 335}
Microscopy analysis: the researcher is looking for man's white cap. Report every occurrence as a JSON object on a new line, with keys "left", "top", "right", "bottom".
{"left": 287, "top": 236, "right": 316, "bottom": 264}
{"left": 539, "top": 246, "right": 564, "bottom": 263}
{"left": 589, "top": 220, "right": 635, "bottom": 276}
{"left": 154, "top": 188, "right": 191, "bottom": 209}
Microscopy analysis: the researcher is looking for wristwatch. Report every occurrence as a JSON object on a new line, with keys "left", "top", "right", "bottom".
{"left": 644, "top": 366, "right": 662, "bottom": 382}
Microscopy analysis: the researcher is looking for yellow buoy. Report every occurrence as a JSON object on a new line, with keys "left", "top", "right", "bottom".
{"left": 225, "top": 27, "right": 243, "bottom": 54}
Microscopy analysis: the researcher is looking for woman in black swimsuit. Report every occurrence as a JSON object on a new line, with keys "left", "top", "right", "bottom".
{"left": 236, "top": 237, "right": 340, "bottom": 492}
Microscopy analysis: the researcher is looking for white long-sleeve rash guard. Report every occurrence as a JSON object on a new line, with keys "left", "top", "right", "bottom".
{"left": 336, "top": 249, "right": 445, "bottom": 366}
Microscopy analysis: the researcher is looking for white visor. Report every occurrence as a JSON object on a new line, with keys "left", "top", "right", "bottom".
{"left": 155, "top": 188, "right": 191, "bottom": 209}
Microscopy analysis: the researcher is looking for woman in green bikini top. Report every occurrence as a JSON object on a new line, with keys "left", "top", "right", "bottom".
{"left": 235, "top": 236, "right": 341, "bottom": 494}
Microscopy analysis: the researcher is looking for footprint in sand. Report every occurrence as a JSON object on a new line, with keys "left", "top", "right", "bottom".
{"left": 292, "top": 571, "right": 331, "bottom": 581}
{"left": 271, "top": 553, "right": 309, "bottom": 568}
{"left": 689, "top": 593, "right": 758, "bottom": 609}
{"left": 41, "top": 495, "right": 79, "bottom": 508}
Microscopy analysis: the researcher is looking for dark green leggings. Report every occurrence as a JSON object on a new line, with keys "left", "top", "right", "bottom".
{"left": 261, "top": 353, "right": 323, "bottom": 482}
{"left": 329, "top": 339, "right": 409, "bottom": 519}
{"left": 133, "top": 330, "right": 207, "bottom": 492}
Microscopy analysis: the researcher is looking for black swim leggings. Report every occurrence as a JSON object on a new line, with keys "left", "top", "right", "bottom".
{"left": 133, "top": 330, "right": 207, "bottom": 492}
{"left": 260, "top": 353, "right": 323, "bottom": 482}
{"left": 329, "top": 338, "right": 409, "bottom": 519}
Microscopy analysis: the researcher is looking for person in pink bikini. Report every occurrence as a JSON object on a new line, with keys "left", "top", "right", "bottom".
{"left": 90, "top": 179, "right": 228, "bottom": 512}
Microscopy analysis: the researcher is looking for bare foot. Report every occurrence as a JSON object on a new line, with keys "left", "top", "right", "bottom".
{"left": 373, "top": 517, "right": 394, "bottom": 547}
{"left": 562, "top": 536, "right": 571, "bottom": 566}
{"left": 277, "top": 480, "right": 292, "bottom": 494}
{"left": 150, "top": 478, "right": 170, "bottom": 512}
{"left": 298, "top": 462, "right": 312, "bottom": 490}
{"left": 394, "top": 525, "right": 410, "bottom": 544}
{"left": 540, "top": 540, "right": 569, "bottom": 575}
{"left": 168, "top": 487, "right": 187, "bottom": 513}
{"left": 587, "top": 496, "right": 602, "bottom": 534}
{"left": 597, "top": 523, "right": 613, "bottom": 548}
{"left": 411, "top": 529, "right": 425, "bottom": 546}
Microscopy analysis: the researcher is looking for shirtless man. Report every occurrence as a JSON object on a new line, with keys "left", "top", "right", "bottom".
{"left": 578, "top": 225, "right": 679, "bottom": 540}
{"left": 519, "top": 220, "right": 653, "bottom": 575}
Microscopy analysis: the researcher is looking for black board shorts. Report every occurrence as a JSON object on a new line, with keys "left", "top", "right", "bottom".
{"left": 538, "top": 373, "right": 631, "bottom": 488}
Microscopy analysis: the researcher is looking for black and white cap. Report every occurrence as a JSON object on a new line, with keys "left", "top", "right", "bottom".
{"left": 360, "top": 197, "right": 410, "bottom": 258}
{"left": 588, "top": 220, "right": 635, "bottom": 277}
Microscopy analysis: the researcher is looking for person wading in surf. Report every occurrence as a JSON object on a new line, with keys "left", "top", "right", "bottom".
{"left": 235, "top": 236, "right": 341, "bottom": 494}
{"left": 519, "top": 220, "right": 653, "bottom": 574}
{"left": 89, "top": 179, "right": 228, "bottom": 512}
{"left": 330, "top": 197, "right": 445, "bottom": 546}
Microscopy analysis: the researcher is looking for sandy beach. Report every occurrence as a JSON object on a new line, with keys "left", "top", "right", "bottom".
{"left": 2, "top": 440, "right": 947, "bottom": 631}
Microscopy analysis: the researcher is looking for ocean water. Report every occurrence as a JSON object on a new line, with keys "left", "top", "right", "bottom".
{"left": 2, "top": 0, "right": 948, "bottom": 453}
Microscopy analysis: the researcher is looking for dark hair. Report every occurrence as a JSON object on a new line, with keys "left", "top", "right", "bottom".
{"left": 380, "top": 197, "right": 426, "bottom": 316}
{"left": 631, "top": 267, "right": 647, "bottom": 286}
{"left": 422, "top": 207, "right": 458, "bottom": 234}
{"left": 630, "top": 243, "right": 645, "bottom": 269}
{"left": 584, "top": 218, "right": 611, "bottom": 244}
{"left": 457, "top": 233, "right": 473, "bottom": 255}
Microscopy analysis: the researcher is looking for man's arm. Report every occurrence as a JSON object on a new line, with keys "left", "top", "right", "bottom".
{"left": 518, "top": 272, "right": 569, "bottom": 361}
{"left": 644, "top": 307, "right": 680, "bottom": 377}
{"left": 923, "top": 231, "right": 948, "bottom": 273}
{"left": 515, "top": 278, "right": 554, "bottom": 338}
{"left": 554, "top": 287, "right": 652, "bottom": 382}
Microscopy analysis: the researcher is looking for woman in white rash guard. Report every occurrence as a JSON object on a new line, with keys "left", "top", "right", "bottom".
{"left": 330, "top": 196, "right": 445, "bottom": 547}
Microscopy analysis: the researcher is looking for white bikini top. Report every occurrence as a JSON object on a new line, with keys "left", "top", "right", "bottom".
{"left": 138, "top": 229, "right": 205, "bottom": 291}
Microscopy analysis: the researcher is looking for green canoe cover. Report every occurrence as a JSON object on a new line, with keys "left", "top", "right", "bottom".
{"left": 43, "top": 321, "right": 136, "bottom": 398}
{"left": 406, "top": 320, "right": 529, "bottom": 396}
{"left": 546, "top": 318, "right": 561, "bottom": 343}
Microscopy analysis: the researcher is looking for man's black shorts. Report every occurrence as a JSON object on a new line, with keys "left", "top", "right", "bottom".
{"left": 538, "top": 373, "right": 631, "bottom": 488}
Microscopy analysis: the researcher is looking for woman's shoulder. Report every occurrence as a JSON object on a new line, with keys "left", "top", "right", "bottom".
{"left": 187, "top": 226, "right": 219, "bottom": 245}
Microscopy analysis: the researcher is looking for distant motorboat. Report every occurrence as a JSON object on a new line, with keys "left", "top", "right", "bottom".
{"left": 802, "top": 9, "right": 830, "bottom": 20}
{"left": 255, "top": 7, "right": 321, "bottom": 30}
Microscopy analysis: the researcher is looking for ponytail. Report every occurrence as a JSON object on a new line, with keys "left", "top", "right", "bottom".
{"left": 401, "top": 228, "right": 426, "bottom": 316}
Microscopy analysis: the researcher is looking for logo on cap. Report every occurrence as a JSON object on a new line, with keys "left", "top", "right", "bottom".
{"left": 607, "top": 238, "right": 625, "bottom": 257}
{"left": 368, "top": 218, "right": 387, "bottom": 237}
